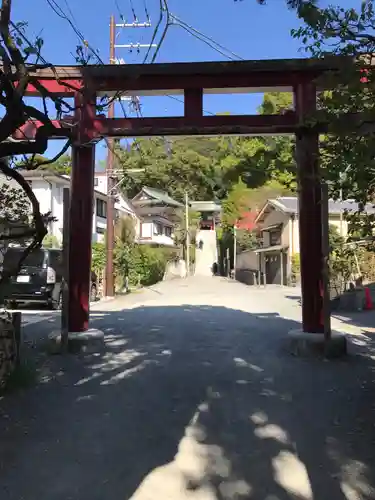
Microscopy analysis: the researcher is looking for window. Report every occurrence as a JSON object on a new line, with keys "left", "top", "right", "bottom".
{"left": 270, "top": 230, "right": 281, "bottom": 246}
{"left": 94, "top": 178, "right": 99, "bottom": 187}
{"left": 165, "top": 226, "right": 172, "bottom": 237}
{"left": 96, "top": 199, "right": 107, "bottom": 218}
{"left": 154, "top": 223, "right": 163, "bottom": 235}
{"left": 96, "top": 226, "right": 105, "bottom": 234}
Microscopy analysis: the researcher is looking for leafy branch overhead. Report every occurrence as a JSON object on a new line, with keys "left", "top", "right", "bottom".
{"left": 0, "top": 0, "right": 109, "bottom": 285}
{"left": 288, "top": 0, "right": 375, "bottom": 238}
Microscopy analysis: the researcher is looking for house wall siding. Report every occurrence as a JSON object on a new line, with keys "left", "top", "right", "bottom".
{"left": 261, "top": 209, "right": 290, "bottom": 248}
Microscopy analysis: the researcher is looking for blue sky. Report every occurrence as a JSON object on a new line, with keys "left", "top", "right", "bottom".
{"left": 13, "top": 0, "right": 358, "bottom": 166}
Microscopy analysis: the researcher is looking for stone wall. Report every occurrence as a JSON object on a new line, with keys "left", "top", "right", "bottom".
{"left": 0, "top": 313, "right": 16, "bottom": 389}
{"left": 163, "top": 259, "right": 187, "bottom": 280}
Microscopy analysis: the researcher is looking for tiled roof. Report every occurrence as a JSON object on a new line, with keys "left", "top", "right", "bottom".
{"left": 270, "top": 196, "right": 375, "bottom": 215}
{"left": 190, "top": 201, "right": 221, "bottom": 212}
{"left": 134, "top": 186, "right": 183, "bottom": 207}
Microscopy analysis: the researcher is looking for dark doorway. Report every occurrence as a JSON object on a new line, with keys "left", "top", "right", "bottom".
{"left": 265, "top": 252, "right": 287, "bottom": 285}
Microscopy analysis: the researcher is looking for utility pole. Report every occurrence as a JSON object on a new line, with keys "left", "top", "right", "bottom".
{"left": 339, "top": 186, "right": 343, "bottom": 237}
{"left": 104, "top": 14, "right": 155, "bottom": 297}
{"left": 104, "top": 14, "right": 116, "bottom": 298}
{"left": 185, "top": 191, "right": 190, "bottom": 276}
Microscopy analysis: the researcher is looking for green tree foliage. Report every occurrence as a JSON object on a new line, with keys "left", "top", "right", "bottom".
{"left": 218, "top": 94, "right": 296, "bottom": 192}
{"left": 113, "top": 215, "right": 176, "bottom": 288}
{"left": 17, "top": 154, "right": 71, "bottom": 175}
{"left": 221, "top": 180, "right": 253, "bottom": 229}
{"left": 0, "top": 183, "right": 32, "bottom": 265}
{"left": 328, "top": 224, "right": 358, "bottom": 293}
{"left": 116, "top": 138, "right": 220, "bottom": 202}
{"left": 42, "top": 234, "right": 60, "bottom": 248}
{"left": 91, "top": 242, "right": 106, "bottom": 277}
{"left": 0, "top": 183, "right": 30, "bottom": 229}
{"left": 42, "top": 154, "right": 71, "bottom": 175}
{"left": 173, "top": 209, "right": 201, "bottom": 247}
{"left": 115, "top": 91, "right": 296, "bottom": 209}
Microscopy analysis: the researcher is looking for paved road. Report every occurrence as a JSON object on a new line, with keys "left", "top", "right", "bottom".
{"left": 1, "top": 277, "right": 375, "bottom": 500}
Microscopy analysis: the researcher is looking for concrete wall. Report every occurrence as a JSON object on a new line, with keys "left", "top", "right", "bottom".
{"left": 235, "top": 250, "right": 259, "bottom": 285}
{"left": 236, "top": 249, "right": 258, "bottom": 271}
{"left": 164, "top": 259, "right": 187, "bottom": 280}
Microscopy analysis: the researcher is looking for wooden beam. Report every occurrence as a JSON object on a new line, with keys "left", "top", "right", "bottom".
{"left": 19, "top": 56, "right": 352, "bottom": 97}
{"left": 14, "top": 113, "right": 298, "bottom": 140}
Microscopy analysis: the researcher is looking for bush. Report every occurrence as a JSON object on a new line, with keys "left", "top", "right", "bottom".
{"left": 42, "top": 234, "right": 61, "bottom": 248}
{"left": 115, "top": 244, "right": 177, "bottom": 288}
{"left": 91, "top": 242, "right": 106, "bottom": 277}
{"left": 291, "top": 253, "right": 300, "bottom": 285}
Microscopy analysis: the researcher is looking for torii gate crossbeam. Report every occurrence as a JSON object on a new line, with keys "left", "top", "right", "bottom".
{"left": 18, "top": 56, "right": 351, "bottom": 335}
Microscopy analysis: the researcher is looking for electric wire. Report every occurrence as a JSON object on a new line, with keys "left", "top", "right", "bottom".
{"left": 46, "top": 0, "right": 104, "bottom": 64}
{"left": 142, "top": 0, "right": 165, "bottom": 63}
{"left": 128, "top": 0, "right": 137, "bottom": 21}
{"left": 170, "top": 14, "right": 244, "bottom": 61}
{"left": 176, "top": 22, "right": 236, "bottom": 59}
{"left": 143, "top": 0, "right": 150, "bottom": 21}
{"left": 114, "top": 0, "right": 126, "bottom": 21}
{"left": 43, "top": 1, "right": 132, "bottom": 167}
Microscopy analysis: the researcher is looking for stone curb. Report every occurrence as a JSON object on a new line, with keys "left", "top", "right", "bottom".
{"left": 47, "top": 328, "right": 105, "bottom": 355}
{"left": 288, "top": 329, "right": 347, "bottom": 358}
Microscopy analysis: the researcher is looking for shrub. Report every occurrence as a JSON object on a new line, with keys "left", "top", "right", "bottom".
{"left": 291, "top": 253, "right": 300, "bottom": 284}
{"left": 42, "top": 234, "right": 60, "bottom": 248}
{"left": 91, "top": 242, "right": 106, "bottom": 277}
{"left": 115, "top": 244, "right": 177, "bottom": 288}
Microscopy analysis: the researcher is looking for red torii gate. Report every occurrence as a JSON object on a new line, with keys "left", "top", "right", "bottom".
{"left": 17, "top": 57, "right": 349, "bottom": 335}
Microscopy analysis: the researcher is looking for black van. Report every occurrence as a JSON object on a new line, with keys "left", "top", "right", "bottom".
{"left": 2, "top": 247, "right": 98, "bottom": 309}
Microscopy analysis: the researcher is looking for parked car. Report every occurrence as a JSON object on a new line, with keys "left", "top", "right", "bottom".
{"left": 2, "top": 247, "right": 98, "bottom": 309}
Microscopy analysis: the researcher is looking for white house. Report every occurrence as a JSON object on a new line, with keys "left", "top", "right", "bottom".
{"left": 93, "top": 171, "right": 141, "bottom": 239}
{"left": 131, "top": 186, "right": 183, "bottom": 247}
{"left": 1, "top": 170, "right": 180, "bottom": 249}
{"left": 12, "top": 169, "right": 138, "bottom": 245}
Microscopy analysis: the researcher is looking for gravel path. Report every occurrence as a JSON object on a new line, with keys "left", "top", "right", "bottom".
{"left": 1, "top": 277, "right": 375, "bottom": 500}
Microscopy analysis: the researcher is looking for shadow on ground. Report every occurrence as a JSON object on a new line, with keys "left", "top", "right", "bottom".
{"left": 1, "top": 304, "right": 375, "bottom": 500}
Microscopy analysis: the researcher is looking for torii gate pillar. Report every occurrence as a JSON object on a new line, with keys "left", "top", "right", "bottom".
{"left": 68, "top": 90, "right": 96, "bottom": 333}
{"left": 294, "top": 81, "right": 324, "bottom": 334}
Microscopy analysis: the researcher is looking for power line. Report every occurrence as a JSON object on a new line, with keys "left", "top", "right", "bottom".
{"left": 128, "top": 0, "right": 138, "bottom": 21}
{"left": 114, "top": 0, "right": 126, "bottom": 21}
{"left": 170, "top": 14, "right": 244, "bottom": 61}
{"left": 46, "top": 0, "right": 104, "bottom": 64}
{"left": 142, "top": 0, "right": 150, "bottom": 21}
{"left": 142, "top": 0, "right": 165, "bottom": 63}
{"left": 61, "top": 0, "right": 79, "bottom": 28}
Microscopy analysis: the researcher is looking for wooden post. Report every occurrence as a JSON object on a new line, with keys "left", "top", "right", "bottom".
{"left": 12, "top": 312, "right": 21, "bottom": 366}
{"left": 61, "top": 187, "right": 70, "bottom": 348}
{"left": 294, "top": 81, "right": 324, "bottom": 333}
{"left": 68, "top": 90, "right": 96, "bottom": 333}
{"left": 321, "top": 182, "right": 331, "bottom": 340}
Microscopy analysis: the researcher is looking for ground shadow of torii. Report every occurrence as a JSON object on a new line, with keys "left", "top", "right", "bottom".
{"left": 0, "top": 303, "right": 374, "bottom": 500}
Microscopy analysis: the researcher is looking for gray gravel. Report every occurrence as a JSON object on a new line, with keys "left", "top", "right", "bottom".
{"left": 1, "top": 277, "right": 375, "bottom": 500}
